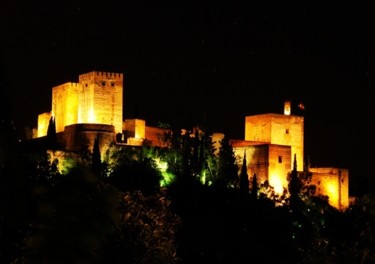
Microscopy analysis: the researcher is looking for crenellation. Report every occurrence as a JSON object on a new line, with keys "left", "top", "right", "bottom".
{"left": 79, "top": 71, "right": 123, "bottom": 85}
{"left": 34, "top": 70, "right": 349, "bottom": 211}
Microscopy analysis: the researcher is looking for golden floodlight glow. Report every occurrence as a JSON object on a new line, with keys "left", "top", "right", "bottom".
{"left": 65, "top": 102, "right": 76, "bottom": 125}
{"left": 88, "top": 108, "right": 96, "bottom": 123}
{"left": 322, "top": 180, "right": 339, "bottom": 208}
{"left": 37, "top": 112, "right": 51, "bottom": 138}
{"left": 269, "top": 173, "right": 284, "bottom": 194}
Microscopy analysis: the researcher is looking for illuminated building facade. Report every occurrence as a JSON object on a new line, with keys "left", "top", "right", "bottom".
{"left": 34, "top": 72, "right": 349, "bottom": 210}
{"left": 232, "top": 101, "right": 349, "bottom": 210}
{"left": 37, "top": 71, "right": 123, "bottom": 137}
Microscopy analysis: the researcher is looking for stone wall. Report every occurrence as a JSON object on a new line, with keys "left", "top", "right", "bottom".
{"left": 245, "top": 113, "right": 304, "bottom": 171}
{"left": 52, "top": 82, "right": 80, "bottom": 133}
{"left": 40, "top": 71, "right": 123, "bottom": 137}
{"left": 37, "top": 112, "right": 51, "bottom": 138}
{"left": 62, "top": 123, "right": 115, "bottom": 154}
{"left": 233, "top": 143, "right": 292, "bottom": 194}
{"left": 310, "top": 167, "right": 349, "bottom": 211}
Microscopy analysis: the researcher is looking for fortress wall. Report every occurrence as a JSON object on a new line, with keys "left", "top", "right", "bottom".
{"left": 65, "top": 83, "right": 80, "bottom": 126}
{"left": 123, "top": 119, "right": 146, "bottom": 139}
{"left": 78, "top": 84, "right": 94, "bottom": 123}
{"left": 112, "top": 84, "right": 123, "bottom": 134}
{"left": 78, "top": 71, "right": 123, "bottom": 133}
{"left": 145, "top": 126, "right": 170, "bottom": 147}
{"left": 268, "top": 144, "right": 292, "bottom": 193}
{"left": 52, "top": 83, "right": 80, "bottom": 133}
{"left": 37, "top": 70, "right": 123, "bottom": 139}
{"left": 37, "top": 112, "right": 51, "bottom": 138}
{"left": 234, "top": 144, "right": 292, "bottom": 194}
{"left": 78, "top": 71, "right": 123, "bottom": 84}
{"left": 62, "top": 124, "right": 115, "bottom": 154}
{"left": 310, "top": 167, "right": 349, "bottom": 210}
{"left": 234, "top": 145, "right": 269, "bottom": 185}
{"left": 246, "top": 114, "right": 303, "bottom": 172}
{"left": 270, "top": 114, "right": 304, "bottom": 171}
{"left": 245, "top": 115, "right": 272, "bottom": 142}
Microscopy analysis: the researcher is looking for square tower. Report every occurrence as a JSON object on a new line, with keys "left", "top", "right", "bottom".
{"left": 78, "top": 71, "right": 123, "bottom": 134}
{"left": 245, "top": 113, "right": 304, "bottom": 172}
{"left": 52, "top": 83, "right": 80, "bottom": 133}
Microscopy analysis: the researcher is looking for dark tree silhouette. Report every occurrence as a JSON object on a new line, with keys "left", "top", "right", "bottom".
{"left": 216, "top": 134, "right": 238, "bottom": 188}
{"left": 20, "top": 166, "right": 120, "bottom": 264}
{"left": 100, "top": 189, "right": 182, "bottom": 264}
{"left": 288, "top": 154, "right": 302, "bottom": 210}
{"left": 46, "top": 116, "right": 57, "bottom": 150}
{"left": 239, "top": 150, "right": 249, "bottom": 194}
{"left": 91, "top": 134, "right": 101, "bottom": 176}
{"left": 106, "top": 146, "right": 162, "bottom": 195}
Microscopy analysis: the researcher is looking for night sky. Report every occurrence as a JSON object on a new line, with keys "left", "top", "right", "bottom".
{"left": 1, "top": 1, "right": 374, "bottom": 193}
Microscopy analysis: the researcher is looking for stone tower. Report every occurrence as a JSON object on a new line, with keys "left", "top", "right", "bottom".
{"left": 48, "top": 71, "right": 123, "bottom": 135}
{"left": 244, "top": 100, "right": 304, "bottom": 172}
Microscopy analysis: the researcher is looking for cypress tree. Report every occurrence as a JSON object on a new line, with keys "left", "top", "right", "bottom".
{"left": 217, "top": 134, "right": 238, "bottom": 188}
{"left": 288, "top": 154, "right": 301, "bottom": 210}
{"left": 46, "top": 116, "right": 57, "bottom": 150}
{"left": 91, "top": 134, "right": 101, "bottom": 176}
{"left": 239, "top": 150, "right": 249, "bottom": 194}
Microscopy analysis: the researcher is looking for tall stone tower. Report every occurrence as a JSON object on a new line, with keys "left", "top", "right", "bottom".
{"left": 77, "top": 71, "right": 123, "bottom": 134}
{"left": 49, "top": 71, "right": 123, "bottom": 135}
{"left": 244, "top": 100, "right": 304, "bottom": 171}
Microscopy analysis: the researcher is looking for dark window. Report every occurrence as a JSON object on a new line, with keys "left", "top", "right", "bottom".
{"left": 286, "top": 129, "right": 289, "bottom": 134}
{"left": 278, "top": 156, "right": 282, "bottom": 163}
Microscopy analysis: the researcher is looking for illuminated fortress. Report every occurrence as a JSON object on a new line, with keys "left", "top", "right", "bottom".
{"left": 34, "top": 71, "right": 349, "bottom": 211}
{"left": 37, "top": 71, "right": 123, "bottom": 137}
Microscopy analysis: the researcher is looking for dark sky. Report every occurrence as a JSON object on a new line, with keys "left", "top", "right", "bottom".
{"left": 1, "top": 1, "right": 374, "bottom": 193}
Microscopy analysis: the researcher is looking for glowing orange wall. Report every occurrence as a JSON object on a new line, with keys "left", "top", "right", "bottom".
{"left": 52, "top": 83, "right": 80, "bottom": 133}
{"left": 310, "top": 167, "right": 349, "bottom": 211}
{"left": 78, "top": 72, "right": 123, "bottom": 134}
{"left": 37, "top": 112, "right": 51, "bottom": 137}
{"left": 233, "top": 144, "right": 292, "bottom": 194}
{"left": 245, "top": 113, "right": 304, "bottom": 172}
{"left": 123, "top": 119, "right": 146, "bottom": 139}
{"left": 38, "top": 71, "right": 123, "bottom": 137}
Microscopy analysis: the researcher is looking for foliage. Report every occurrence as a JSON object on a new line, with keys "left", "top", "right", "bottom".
{"left": 216, "top": 134, "right": 238, "bottom": 189}
{"left": 46, "top": 117, "right": 58, "bottom": 150}
{"left": 251, "top": 173, "right": 259, "bottom": 200}
{"left": 2, "top": 127, "right": 375, "bottom": 264}
{"left": 157, "top": 129, "right": 201, "bottom": 187}
{"left": 340, "top": 193, "right": 375, "bottom": 263}
{"left": 239, "top": 152, "right": 249, "bottom": 194}
{"left": 104, "top": 144, "right": 162, "bottom": 195}
{"left": 15, "top": 165, "right": 120, "bottom": 264}
{"left": 91, "top": 134, "right": 102, "bottom": 176}
{"left": 100, "top": 189, "right": 182, "bottom": 264}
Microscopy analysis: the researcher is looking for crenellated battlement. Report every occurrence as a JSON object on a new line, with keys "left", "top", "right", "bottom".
{"left": 46, "top": 71, "right": 124, "bottom": 135}
{"left": 79, "top": 71, "right": 124, "bottom": 83}
{"left": 52, "top": 82, "right": 80, "bottom": 91}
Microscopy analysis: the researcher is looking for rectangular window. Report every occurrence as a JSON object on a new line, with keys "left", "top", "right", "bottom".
{"left": 278, "top": 156, "right": 282, "bottom": 163}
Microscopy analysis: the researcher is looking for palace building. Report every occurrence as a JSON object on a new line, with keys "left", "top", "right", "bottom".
{"left": 33, "top": 71, "right": 349, "bottom": 211}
